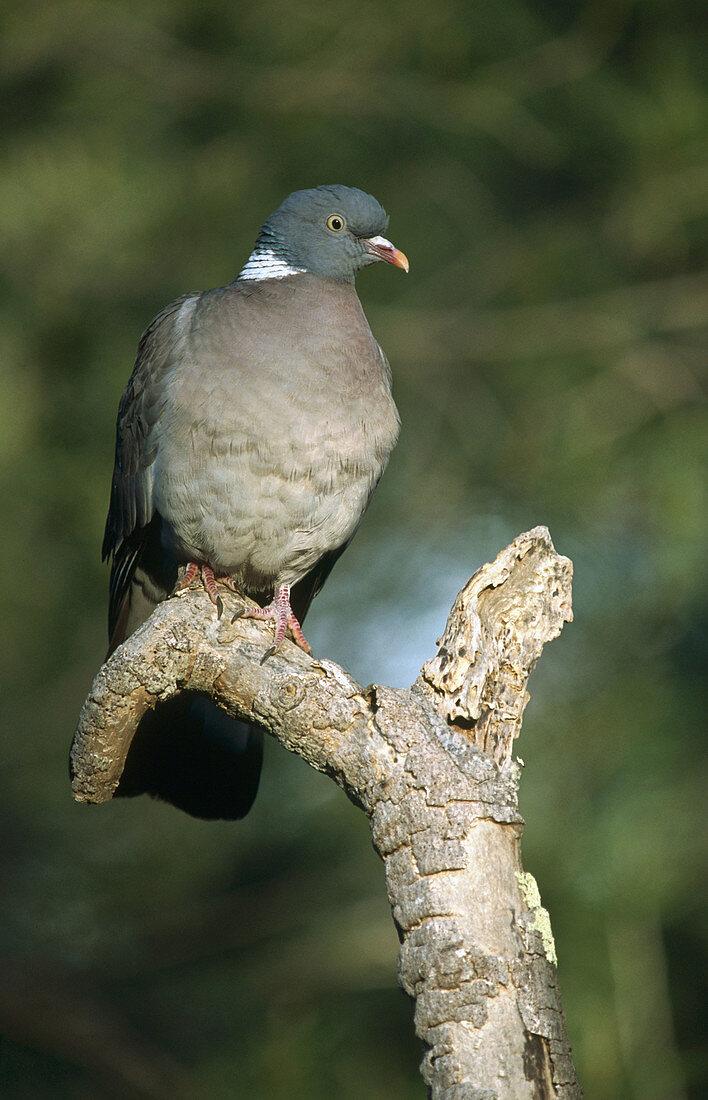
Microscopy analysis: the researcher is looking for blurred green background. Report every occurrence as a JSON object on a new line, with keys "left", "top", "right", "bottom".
{"left": 1, "top": 0, "right": 706, "bottom": 1096}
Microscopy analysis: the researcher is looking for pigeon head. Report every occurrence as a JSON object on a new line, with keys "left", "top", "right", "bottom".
{"left": 241, "top": 185, "right": 409, "bottom": 284}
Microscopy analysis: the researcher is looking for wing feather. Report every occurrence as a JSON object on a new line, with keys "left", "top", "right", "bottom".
{"left": 102, "top": 293, "right": 198, "bottom": 637}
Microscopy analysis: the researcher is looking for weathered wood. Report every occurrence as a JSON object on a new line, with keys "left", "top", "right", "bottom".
{"left": 72, "top": 526, "right": 580, "bottom": 1098}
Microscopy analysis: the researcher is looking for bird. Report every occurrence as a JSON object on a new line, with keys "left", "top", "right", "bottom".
{"left": 97, "top": 184, "right": 407, "bottom": 820}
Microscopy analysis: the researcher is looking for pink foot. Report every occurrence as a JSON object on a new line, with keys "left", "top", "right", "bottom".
{"left": 175, "top": 563, "right": 239, "bottom": 618}
{"left": 233, "top": 583, "right": 312, "bottom": 660}
{"left": 175, "top": 562, "right": 200, "bottom": 591}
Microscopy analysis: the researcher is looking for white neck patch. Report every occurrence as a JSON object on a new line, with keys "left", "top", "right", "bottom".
{"left": 238, "top": 248, "right": 305, "bottom": 282}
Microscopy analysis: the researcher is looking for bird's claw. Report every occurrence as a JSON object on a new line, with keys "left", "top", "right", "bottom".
{"left": 175, "top": 563, "right": 236, "bottom": 621}
{"left": 237, "top": 582, "right": 312, "bottom": 658}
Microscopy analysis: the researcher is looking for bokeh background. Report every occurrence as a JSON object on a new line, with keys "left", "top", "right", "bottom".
{"left": 2, "top": 1, "right": 706, "bottom": 1096}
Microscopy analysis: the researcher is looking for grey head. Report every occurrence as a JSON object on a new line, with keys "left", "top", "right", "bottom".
{"left": 245, "top": 184, "right": 408, "bottom": 284}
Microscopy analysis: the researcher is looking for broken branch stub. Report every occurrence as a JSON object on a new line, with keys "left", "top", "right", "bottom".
{"left": 420, "top": 525, "right": 573, "bottom": 763}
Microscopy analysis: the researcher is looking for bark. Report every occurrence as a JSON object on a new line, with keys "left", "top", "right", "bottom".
{"left": 71, "top": 525, "right": 580, "bottom": 1099}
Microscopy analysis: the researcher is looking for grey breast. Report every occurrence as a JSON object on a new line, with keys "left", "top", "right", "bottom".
{"left": 150, "top": 273, "right": 400, "bottom": 595}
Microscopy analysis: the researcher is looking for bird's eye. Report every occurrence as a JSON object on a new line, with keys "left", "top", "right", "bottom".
{"left": 326, "top": 214, "right": 345, "bottom": 232}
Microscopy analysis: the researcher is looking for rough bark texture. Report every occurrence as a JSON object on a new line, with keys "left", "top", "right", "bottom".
{"left": 72, "top": 526, "right": 580, "bottom": 1099}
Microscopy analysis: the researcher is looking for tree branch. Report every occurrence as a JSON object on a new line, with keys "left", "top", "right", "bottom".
{"left": 72, "top": 525, "right": 580, "bottom": 1098}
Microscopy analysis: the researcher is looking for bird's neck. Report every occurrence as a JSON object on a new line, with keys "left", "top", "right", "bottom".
{"left": 237, "top": 226, "right": 306, "bottom": 282}
{"left": 238, "top": 247, "right": 306, "bottom": 281}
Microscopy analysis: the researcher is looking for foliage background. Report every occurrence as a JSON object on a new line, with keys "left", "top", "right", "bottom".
{"left": 1, "top": 1, "right": 706, "bottom": 1096}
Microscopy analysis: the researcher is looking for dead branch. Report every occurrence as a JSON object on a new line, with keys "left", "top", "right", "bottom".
{"left": 72, "top": 525, "right": 580, "bottom": 1099}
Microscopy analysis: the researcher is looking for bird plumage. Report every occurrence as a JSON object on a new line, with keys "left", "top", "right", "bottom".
{"left": 99, "top": 185, "right": 404, "bottom": 819}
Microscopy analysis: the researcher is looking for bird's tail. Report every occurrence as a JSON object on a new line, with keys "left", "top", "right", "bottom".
{"left": 113, "top": 691, "right": 263, "bottom": 820}
{"left": 101, "top": 525, "right": 264, "bottom": 821}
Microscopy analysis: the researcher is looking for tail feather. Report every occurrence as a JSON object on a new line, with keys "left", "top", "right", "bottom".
{"left": 114, "top": 694, "right": 263, "bottom": 820}
{"left": 104, "top": 519, "right": 264, "bottom": 821}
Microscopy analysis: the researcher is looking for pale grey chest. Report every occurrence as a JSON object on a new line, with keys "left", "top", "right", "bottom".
{"left": 150, "top": 280, "right": 399, "bottom": 593}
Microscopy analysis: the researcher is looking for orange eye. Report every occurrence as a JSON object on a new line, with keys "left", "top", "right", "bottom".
{"left": 326, "top": 214, "right": 345, "bottom": 232}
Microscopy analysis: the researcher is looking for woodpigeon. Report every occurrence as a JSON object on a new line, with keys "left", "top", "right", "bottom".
{"left": 99, "top": 185, "right": 407, "bottom": 820}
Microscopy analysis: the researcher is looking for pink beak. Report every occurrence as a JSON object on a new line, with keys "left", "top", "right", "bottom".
{"left": 363, "top": 235, "right": 410, "bottom": 273}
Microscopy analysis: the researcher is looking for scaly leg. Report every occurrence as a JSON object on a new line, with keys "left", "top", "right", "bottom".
{"left": 233, "top": 583, "right": 312, "bottom": 660}
{"left": 174, "top": 562, "right": 240, "bottom": 619}
{"left": 175, "top": 562, "right": 200, "bottom": 592}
